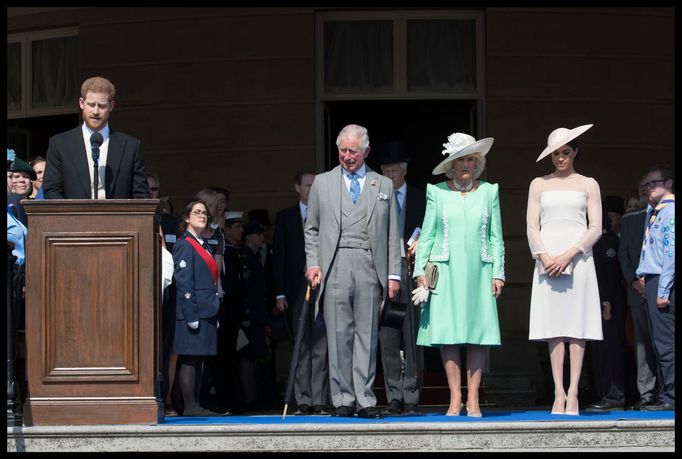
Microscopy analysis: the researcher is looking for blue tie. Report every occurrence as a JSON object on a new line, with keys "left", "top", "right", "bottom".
{"left": 395, "top": 190, "right": 402, "bottom": 214}
{"left": 349, "top": 173, "right": 360, "bottom": 203}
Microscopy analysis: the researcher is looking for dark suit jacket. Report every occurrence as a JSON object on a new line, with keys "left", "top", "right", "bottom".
{"left": 403, "top": 184, "right": 426, "bottom": 253}
{"left": 618, "top": 208, "right": 647, "bottom": 306}
{"left": 273, "top": 203, "right": 307, "bottom": 303}
{"left": 42, "top": 125, "right": 150, "bottom": 199}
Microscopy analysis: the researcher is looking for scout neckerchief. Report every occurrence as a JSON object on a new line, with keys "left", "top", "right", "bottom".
{"left": 641, "top": 193, "right": 675, "bottom": 256}
{"left": 185, "top": 235, "right": 219, "bottom": 283}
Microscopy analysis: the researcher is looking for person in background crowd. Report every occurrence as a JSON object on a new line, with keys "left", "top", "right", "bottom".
{"left": 273, "top": 167, "right": 330, "bottom": 416}
{"left": 635, "top": 165, "right": 675, "bottom": 412}
{"left": 218, "top": 211, "right": 246, "bottom": 413}
{"left": 378, "top": 141, "right": 426, "bottom": 417}
{"left": 587, "top": 210, "right": 627, "bottom": 411}
{"left": 236, "top": 220, "right": 275, "bottom": 412}
{"left": 624, "top": 188, "right": 646, "bottom": 214}
{"left": 42, "top": 76, "right": 149, "bottom": 199}
{"left": 413, "top": 132, "right": 505, "bottom": 417}
{"left": 29, "top": 156, "right": 46, "bottom": 199}
{"left": 9, "top": 155, "right": 36, "bottom": 201}
{"left": 146, "top": 171, "right": 182, "bottom": 415}
{"left": 172, "top": 199, "right": 225, "bottom": 417}
{"left": 618, "top": 177, "right": 659, "bottom": 410}
{"left": 193, "top": 187, "right": 230, "bottom": 414}
{"left": 527, "top": 124, "right": 603, "bottom": 415}
{"left": 603, "top": 195, "right": 625, "bottom": 237}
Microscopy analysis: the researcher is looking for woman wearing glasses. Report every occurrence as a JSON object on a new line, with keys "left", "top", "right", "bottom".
{"left": 172, "top": 199, "right": 223, "bottom": 416}
{"left": 527, "top": 124, "right": 603, "bottom": 415}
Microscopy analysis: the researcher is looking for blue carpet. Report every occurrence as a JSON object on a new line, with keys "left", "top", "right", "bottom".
{"left": 161, "top": 409, "right": 675, "bottom": 425}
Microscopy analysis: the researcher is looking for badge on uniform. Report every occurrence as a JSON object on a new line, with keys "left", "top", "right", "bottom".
{"left": 184, "top": 292, "right": 191, "bottom": 299}
{"left": 179, "top": 260, "right": 187, "bottom": 268}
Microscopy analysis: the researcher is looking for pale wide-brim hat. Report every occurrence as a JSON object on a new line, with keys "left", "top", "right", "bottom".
{"left": 432, "top": 132, "right": 494, "bottom": 175}
{"left": 536, "top": 124, "right": 593, "bottom": 162}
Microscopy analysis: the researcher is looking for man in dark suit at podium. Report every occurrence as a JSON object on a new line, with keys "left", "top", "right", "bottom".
{"left": 272, "top": 167, "right": 330, "bottom": 415}
{"left": 378, "top": 141, "right": 426, "bottom": 416}
{"left": 42, "top": 76, "right": 150, "bottom": 200}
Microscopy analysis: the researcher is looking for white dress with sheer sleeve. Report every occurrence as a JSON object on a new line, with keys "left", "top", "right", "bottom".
{"left": 526, "top": 173, "right": 603, "bottom": 341}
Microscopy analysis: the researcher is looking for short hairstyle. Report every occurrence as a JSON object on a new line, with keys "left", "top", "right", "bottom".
{"left": 194, "top": 188, "right": 220, "bottom": 221}
{"left": 206, "top": 185, "right": 229, "bottom": 201}
{"left": 444, "top": 152, "right": 486, "bottom": 180}
{"left": 30, "top": 156, "right": 46, "bottom": 167}
{"left": 80, "top": 76, "right": 116, "bottom": 101}
{"left": 648, "top": 164, "right": 675, "bottom": 190}
{"left": 336, "top": 124, "right": 369, "bottom": 153}
{"left": 294, "top": 167, "right": 316, "bottom": 185}
{"left": 179, "top": 199, "right": 209, "bottom": 233}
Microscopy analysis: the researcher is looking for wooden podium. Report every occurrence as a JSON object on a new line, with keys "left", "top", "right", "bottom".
{"left": 22, "top": 200, "right": 163, "bottom": 425}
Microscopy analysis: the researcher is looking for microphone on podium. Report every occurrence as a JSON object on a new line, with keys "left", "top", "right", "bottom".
{"left": 90, "top": 132, "right": 103, "bottom": 199}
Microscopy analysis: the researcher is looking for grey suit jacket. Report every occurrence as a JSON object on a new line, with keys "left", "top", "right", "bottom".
{"left": 618, "top": 208, "right": 647, "bottom": 306}
{"left": 304, "top": 165, "right": 402, "bottom": 316}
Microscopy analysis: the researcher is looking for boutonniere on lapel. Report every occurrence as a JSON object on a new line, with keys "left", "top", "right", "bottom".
{"left": 377, "top": 192, "right": 388, "bottom": 201}
{"left": 370, "top": 179, "right": 377, "bottom": 187}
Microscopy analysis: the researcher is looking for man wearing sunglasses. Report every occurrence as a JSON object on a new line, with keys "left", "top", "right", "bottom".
{"left": 636, "top": 165, "right": 675, "bottom": 411}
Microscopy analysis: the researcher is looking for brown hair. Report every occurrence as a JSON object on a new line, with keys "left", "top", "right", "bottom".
{"left": 179, "top": 199, "right": 210, "bottom": 233}
{"left": 80, "top": 76, "right": 116, "bottom": 101}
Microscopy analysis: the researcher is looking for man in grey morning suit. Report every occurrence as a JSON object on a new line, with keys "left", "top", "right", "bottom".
{"left": 304, "top": 124, "right": 402, "bottom": 419}
{"left": 618, "top": 181, "right": 658, "bottom": 410}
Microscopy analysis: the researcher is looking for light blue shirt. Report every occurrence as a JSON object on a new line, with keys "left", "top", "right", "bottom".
{"left": 299, "top": 201, "right": 307, "bottom": 222}
{"left": 342, "top": 164, "right": 367, "bottom": 193}
{"left": 7, "top": 208, "right": 28, "bottom": 265}
{"left": 636, "top": 201, "right": 675, "bottom": 298}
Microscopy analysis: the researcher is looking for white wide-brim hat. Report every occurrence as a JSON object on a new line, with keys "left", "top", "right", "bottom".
{"left": 536, "top": 124, "right": 593, "bottom": 162}
{"left": 432, "top": 133, "right": 494, "bottom": 175}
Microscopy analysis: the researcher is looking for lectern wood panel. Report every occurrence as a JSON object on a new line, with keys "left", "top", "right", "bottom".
{"left": 46, "top": 235, "right": 136, "bottom": 380}
{"left": 22, "top": 200, "right": 162, "bottom": 425}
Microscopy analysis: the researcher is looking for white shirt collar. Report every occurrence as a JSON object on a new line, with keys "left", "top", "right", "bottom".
{"left": 396, "top": 182, "right": 407, "bottom": 195}
{"left": 81, "top": 123, "right": 110, "bottom": 142}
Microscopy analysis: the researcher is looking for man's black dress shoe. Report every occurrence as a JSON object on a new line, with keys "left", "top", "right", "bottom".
{"left": 586, "top": 400, "right": 624, "bottom": 412}
{"left": 182, "top": 407, "right": 217, "bottom": 417}
{"left": 357, "top": 406, "right": 383, "bottom": 419}
{"left": 382, "top": 399, "right": 403, "bottom": 416}
{"left": 311, "top": 405, "right": 330, "bottom": 415}
{"left": 641, "top": 401, "right": 675, "bottom": 411}
{"left": 403, "top": 403, "right": 421, "bottom": 415}
{"left": 627, "top": 397, "right": 656, "bottom": 411}
{"left": 332, "top": 405, "right": 355, "bottom": 417}
{"left": 294, "top": 404, "right": 311, "bottom": 415}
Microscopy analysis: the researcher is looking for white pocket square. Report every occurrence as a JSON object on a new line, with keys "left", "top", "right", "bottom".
{"left": 377, "top": 192, "right": 388, "bottom": 201}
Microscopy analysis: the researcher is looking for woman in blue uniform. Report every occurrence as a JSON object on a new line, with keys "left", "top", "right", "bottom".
{"left": 172, "top": 199, "right": 222, "bottom": 417}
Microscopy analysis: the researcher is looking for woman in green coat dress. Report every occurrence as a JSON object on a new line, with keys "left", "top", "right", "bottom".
{"left": 413, "top": 132, "right": 506, "bottom": 417}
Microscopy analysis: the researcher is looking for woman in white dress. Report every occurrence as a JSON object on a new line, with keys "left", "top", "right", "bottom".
{"left": 527, "top": 124, "right": 603, "bottom": 415}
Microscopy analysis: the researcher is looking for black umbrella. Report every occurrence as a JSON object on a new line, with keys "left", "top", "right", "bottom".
{"left": 282, "top": 284, "right": 314, "bottom": 420}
